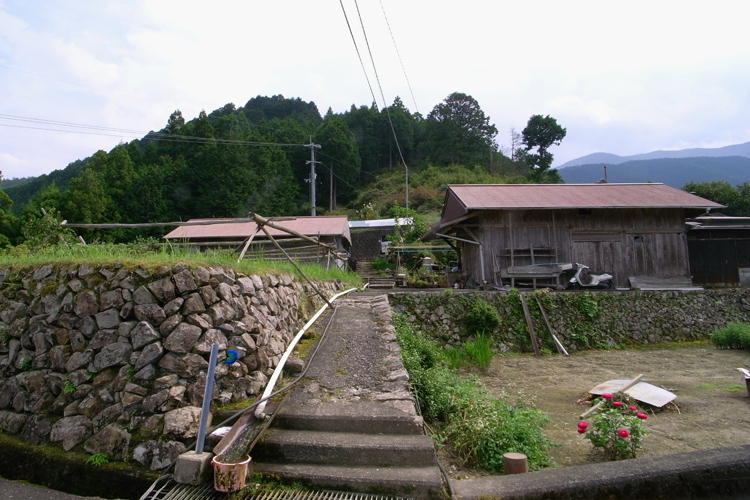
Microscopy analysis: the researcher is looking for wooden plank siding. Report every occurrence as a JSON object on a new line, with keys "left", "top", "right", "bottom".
{"left": 455, "top": 208, "right": 690, "bottom": 287}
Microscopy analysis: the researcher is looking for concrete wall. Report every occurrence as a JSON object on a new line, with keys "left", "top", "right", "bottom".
{"left": 0, "top": 263, "right": 343, "bottom": 470}
{"left": 389, "top": 289, "right": 750, "bottom": 352}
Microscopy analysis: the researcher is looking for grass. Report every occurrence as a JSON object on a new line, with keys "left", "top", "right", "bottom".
{"left": 0, "top": 242, "right": 361, "bottom": 285}
{"left": 698, "top": 382, "right": 745, "bottom": 393}
{"left": 463, "top": 333, "right": 494, "bottom": 370}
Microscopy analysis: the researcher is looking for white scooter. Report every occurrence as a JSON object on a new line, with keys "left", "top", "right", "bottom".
{"left": 562, "top": 263, "right": 613, "bottom": 289}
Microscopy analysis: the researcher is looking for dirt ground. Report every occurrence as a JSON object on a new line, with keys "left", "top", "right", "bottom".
{"left": 444, "top": 344, "right": 750, "bottom": 476}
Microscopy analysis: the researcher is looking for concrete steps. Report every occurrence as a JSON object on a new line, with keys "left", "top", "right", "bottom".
{"left": 252, "top": 407, "right": 442, "bottom": 497}
{"left": 254, "top": 464, "right": 443, "bottom": 499}
{"left": 252, "top": 398, "right": 443, "bottom": 498}
{"left": 356, "top": 261, "right": 396, "bottom": 289}
{"left": 254, "top": 429, "right": 436, "bottom": 467}
{"left": 250, "top": 295, "right": 444, "bottom": 498}
{"left": 271, "top": 401, "right": 425, "bottom": 435}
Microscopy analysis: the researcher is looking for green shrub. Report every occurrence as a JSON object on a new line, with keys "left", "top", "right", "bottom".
{"left": 393, "top": 314, "right": 444, "bottom": 372}
{"left": 394, "top": 313, "right": 554, "bottom": 472}
{"left": 463, "top": 297, "right": 500, "bottom": 336}
{"left": 710, "top": 322, "right": 750, "bottom": 349}
{"left": 445, "top": 393, "right": 553, "bottom": 470}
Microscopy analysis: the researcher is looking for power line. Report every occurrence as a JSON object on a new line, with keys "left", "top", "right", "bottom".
{"left": 338, "top": 0, "right": 379, "bottom": 110}
{"left": 0, "top": 113, "right": 309, "bottom": 148}
{"left": 352, "top": 0, "right": 411, "bottom": 209}
{"left": 379, "top": 0, "right": 419, "bottom": 114}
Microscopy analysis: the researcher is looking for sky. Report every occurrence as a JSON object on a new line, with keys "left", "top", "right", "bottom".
{"left": 1, "top": 0, "right": 749, "bottom": 180}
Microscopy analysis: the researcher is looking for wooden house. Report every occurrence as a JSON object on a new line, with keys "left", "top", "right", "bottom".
{"left": 163, "top": 216, "right": 351, "bottom": 270}
{"left": 424, "top": 184, "right": 723, "bottom": 288}
{"left": 687, "top": 215, "right": 750, "bottom": 287}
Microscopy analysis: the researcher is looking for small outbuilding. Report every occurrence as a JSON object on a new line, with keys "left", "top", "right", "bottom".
{"left": 163, "top": 216, "right": 351, "bottom": 269}
{"left": 424, "top": 183, "right": 723, "bottom": 288}
{"left": 687, "top": 215, "right": 750, "bottom": 287}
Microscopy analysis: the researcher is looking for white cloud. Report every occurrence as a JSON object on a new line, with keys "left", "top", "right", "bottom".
{"left": 1, "top": 0, "right": 749, "bottom": 178}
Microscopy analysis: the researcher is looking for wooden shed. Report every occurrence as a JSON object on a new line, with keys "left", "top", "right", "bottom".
{"left": 163, "top": 216, "right": 351, "bottom": 270}
{"left": 687, "top": 215, "right": 750, "bottom": 287}
{"left": 425, "top": 184, "right": 723, "bottom": 288}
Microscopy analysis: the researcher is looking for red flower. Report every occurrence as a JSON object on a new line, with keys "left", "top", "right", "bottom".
{"left": 577, "top": 428, "right": 586, "bottom": 434}
{"left": 601, "top": 393, "right": 612, "bottom": 400}
{"left": 628, "top": 406, "right": 638, "bottom": 411}
{"left": 578, "top": 421, "right": 588, "bottom": 429}
{"left": 612, "top": 401, "right": 623, "bottom": 408}
{"left": 637, "top": 413, "right": 648, "bottom": 420}
{"left": 618, "top": 429, "right": 629, "bottom": 438}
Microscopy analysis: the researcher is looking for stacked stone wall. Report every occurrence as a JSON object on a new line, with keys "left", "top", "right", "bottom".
{"left": 389, "top": 289, "right": 750, "bottom": 352}
{"left": 0, "top": 263, "right": 343, "bottom": 470}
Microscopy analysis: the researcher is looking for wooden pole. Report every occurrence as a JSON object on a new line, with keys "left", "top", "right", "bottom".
{"left": 519, "top": 294, "right": 541, "bottom": 357}
{"left": 236, "top": 227, "right": 261, "bottom": 263}
{"left": 259, "top": 225, "right": 333, "bottom": 308}
{"left": 535, "top": 296, "right": 568, "bottom": 356}
{"left": 503, "top": 453, "right": 528, "bottom": 474}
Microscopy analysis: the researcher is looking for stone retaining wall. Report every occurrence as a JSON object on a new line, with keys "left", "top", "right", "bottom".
{"left": 0, "top": 263, "right": 343, "bottom": 470}
{"left": 389, "top": 289, "right": 750, "bottom": 352}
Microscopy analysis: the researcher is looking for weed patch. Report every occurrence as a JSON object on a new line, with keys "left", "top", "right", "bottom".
{"left": 393, "top": 314, "right": 554, "bottom": 472}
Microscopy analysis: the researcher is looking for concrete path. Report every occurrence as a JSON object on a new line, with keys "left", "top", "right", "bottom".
{"left": 251, "top": 292, "right": 444, "bottom": 498}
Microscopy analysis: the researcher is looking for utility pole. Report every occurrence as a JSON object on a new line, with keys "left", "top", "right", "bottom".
{"left": 329, "top": 162, "right": 334, "bottom": 213}
{"left": 306, "top": 139, "right": 321, "bottom": 216}
{"left": 405, "top": 164, "right": 409, "bottom": 212}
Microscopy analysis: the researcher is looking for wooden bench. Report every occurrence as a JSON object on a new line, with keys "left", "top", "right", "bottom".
{"left": 499, "top": 264, "right": 567, "bottom": 289}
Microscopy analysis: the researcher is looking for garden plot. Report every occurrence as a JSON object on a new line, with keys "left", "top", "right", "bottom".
{"left": 476, "top": 344, "right": 750, "bottom": 470}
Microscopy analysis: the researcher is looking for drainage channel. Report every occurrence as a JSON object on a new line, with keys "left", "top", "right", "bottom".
{"left": 140, "top": 476, "right": 415, "bottom": 500}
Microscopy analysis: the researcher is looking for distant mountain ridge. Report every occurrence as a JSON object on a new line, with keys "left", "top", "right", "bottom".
{"left": 557, "top": 141, "right": 750, "bottom": 169}
{"left": 558, "top": 156, "right": 750, "bottom": 188}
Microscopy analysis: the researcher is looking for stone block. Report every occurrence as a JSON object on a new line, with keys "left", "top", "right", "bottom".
{"left": 173, "top": 451, "right": 214, "bottom": 485}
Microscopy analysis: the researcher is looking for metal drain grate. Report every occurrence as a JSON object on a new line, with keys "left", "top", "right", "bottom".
{"left": 140, "top": 477, "right": 414, "bottom": 500}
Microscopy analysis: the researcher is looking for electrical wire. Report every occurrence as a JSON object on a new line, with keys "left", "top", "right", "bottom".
{"left": 378, "top": 0, "right": 419, "bottom": 114}
{"left": 338, "top": 0, "right": 379, "bottom": 110}
{"left": 0, "top": 113, "right": 311, "bottom": 148}
{"left": 352, "top": 0, "right": 410, "bottom": 188}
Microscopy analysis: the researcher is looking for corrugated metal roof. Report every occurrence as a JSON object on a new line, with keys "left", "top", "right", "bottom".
{"left": 447, "top": 183, "right": 725, "bottom": 210}
{"left": 163, "top": 216, "right": 351, "bottom": 244}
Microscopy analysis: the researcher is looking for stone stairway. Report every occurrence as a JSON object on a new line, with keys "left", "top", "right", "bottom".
{"left": 356, "top": 261, "right": 396, "bottom": 289}
{"left": 250, "top": 295, "right": 444, "bottom": 499}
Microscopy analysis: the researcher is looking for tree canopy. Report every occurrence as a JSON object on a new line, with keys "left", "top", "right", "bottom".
{"left": 521, "top": 114, "right": 566, "bottom": 183}
{"left": 1, "top": 93, "right": 544, "bottom": 245}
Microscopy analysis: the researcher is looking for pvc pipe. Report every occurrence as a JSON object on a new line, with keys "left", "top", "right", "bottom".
{"left": 196, "top": 342, "right": 219, "bottom": 453}
{"left": 255, "top": 287, "right": 357, "bottom": 418}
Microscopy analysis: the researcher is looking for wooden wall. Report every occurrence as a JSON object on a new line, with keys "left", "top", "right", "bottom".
{"left": 454, "top": 208, "right": 690, "bottom": 287}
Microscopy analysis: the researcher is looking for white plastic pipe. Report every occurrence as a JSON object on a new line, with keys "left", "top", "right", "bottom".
{"left": 254, "top": 287, "right": 357, "bottom": 417}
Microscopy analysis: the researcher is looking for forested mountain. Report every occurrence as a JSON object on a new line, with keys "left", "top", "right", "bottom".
{"left": 1, "top": 93, "right": 532, "bottom": 246}
{"left": 559, "top": 156, "right": 750, "bottom": 187}
{"left": 558, "top": 141, "right": 750, "bottom": 168}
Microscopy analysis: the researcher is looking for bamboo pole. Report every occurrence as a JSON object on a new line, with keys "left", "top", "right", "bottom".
{"left": 259, "top": 225, "right": 333, "bottom": 308}
{"left": 535, "top": 296, "right": 568, "bottom": 356}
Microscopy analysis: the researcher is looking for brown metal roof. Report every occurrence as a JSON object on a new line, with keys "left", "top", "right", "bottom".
{"left": 446, "top": 183, "right": 725, "bottom": 211}
{"left": 163, "top": 216, "right": 351, "bottom": 244}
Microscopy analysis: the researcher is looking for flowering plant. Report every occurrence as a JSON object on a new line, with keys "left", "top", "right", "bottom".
{"left": 578, "top": 393, "right": 648, "bottom": 460}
